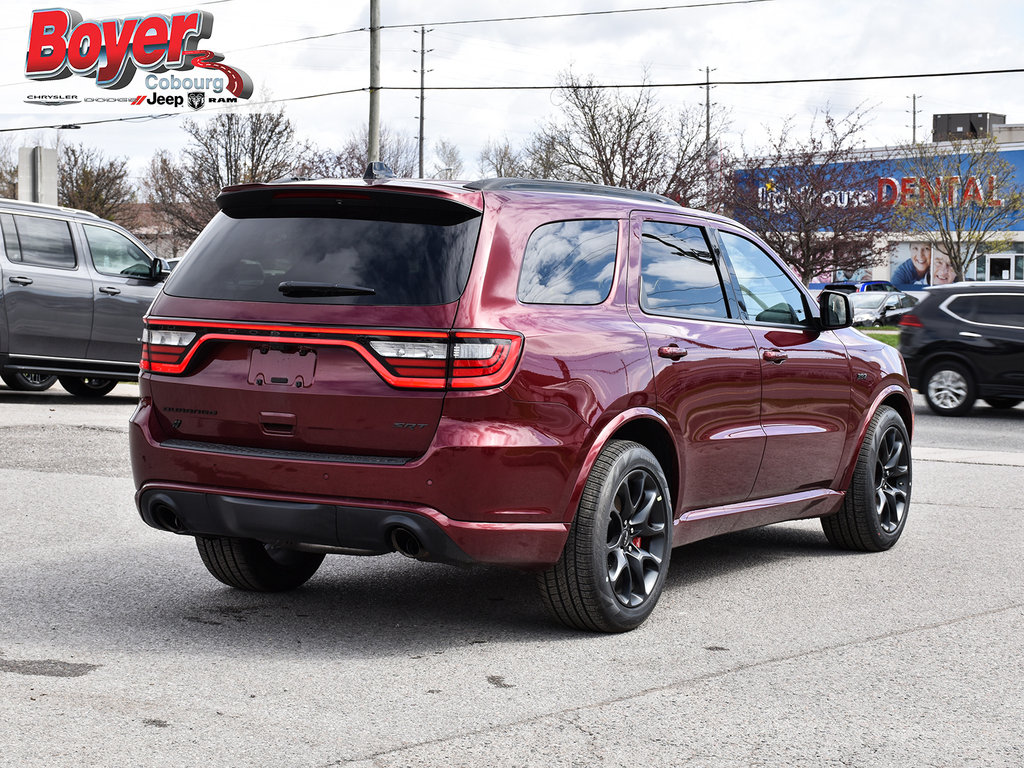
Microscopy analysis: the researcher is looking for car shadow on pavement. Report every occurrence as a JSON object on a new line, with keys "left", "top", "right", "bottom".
{"left": 1, "top": 520, "right": 850, "bottom": 657}
{"left": 0, "top": 390, "right": 138, "bottom": 406}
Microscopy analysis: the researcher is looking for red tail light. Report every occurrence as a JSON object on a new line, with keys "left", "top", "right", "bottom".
{"left": 898, "top": 313, "right": 923, "bottom": 328}
{"left": 140, "top": 320, "right": 523, "bottom": 390}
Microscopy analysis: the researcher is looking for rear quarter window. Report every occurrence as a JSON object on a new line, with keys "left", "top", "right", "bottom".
{"left": 517, "top": 220, "right": 618, "bottom": 305}
{"left": 947, "top": 294, "right": 1024, "bottom": 328}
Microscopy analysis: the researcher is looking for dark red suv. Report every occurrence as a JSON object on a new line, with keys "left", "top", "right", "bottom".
{"left": 130, "top": 174, "right": 914, "bottom": 632}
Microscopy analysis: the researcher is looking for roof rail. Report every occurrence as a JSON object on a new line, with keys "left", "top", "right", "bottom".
{"left": 465, "top": 177, "right": 680, "bottom": 207}
{"left": 0, "top": 197, "right": 100, "bottom": 218}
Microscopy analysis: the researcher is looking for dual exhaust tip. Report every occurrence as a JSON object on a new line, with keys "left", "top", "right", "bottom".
{"left": 150, "top": 497, "right": 428, "bottom": 560}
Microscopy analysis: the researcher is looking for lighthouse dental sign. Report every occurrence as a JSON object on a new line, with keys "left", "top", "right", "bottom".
{"left": 758, "top": 174, "right": 1005, "bottom": 211}
{"left": 24, "top": 8, "right": 251, "bottom": 100}
{"left": 876, "top": 175, "right": 1003, "bottom": 207}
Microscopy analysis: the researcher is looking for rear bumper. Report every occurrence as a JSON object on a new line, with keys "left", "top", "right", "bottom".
{"left": 130, "top": 394, "right": 586, "bottom": 567}
{"left": 136, "top": 485, "right": 569, "bottom": 567}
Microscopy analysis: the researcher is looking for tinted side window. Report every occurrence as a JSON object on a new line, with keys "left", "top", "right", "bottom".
{"left": 85, "top": 224, "right": 152, "bottom": 277}
{"left": 718, "top": 231, "right": 807, "bottom": 325}
{"left": 10, "top": 215, "right": 76, "bottom": 269}
{"left": 640, "top": 221, "right": 728, "bottom": 319}
{"left": 949, "top": 295, "right": 1024, "bottom": 328}
{"left": 517, "top": 220, "right": 617, "bottom": 305}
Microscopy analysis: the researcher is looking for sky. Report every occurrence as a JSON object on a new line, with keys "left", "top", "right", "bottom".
{"left": 3, "top": 0, "right": 1024, "bottom": 187}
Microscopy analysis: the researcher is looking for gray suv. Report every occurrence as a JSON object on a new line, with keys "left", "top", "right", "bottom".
{"left": 0, "top": 198, "right": 171, "bottom": 397}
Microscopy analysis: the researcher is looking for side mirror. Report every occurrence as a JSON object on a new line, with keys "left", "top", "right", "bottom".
{"left": 817, "top": 290, "right": 852, "bottom": 330}
{"left": 149, "top": 257, "right": 172, "bottom": 281}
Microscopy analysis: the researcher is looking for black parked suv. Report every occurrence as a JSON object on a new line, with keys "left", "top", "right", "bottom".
{"left": 900, "top": 281, "right": 1024, "bottom": 415}
{"left": 0, "top": 198, "right": 171, "bottom": 397}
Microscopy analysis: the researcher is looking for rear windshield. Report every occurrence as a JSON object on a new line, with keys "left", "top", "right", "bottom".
{"left": 164, "top": 194, "right": 482, "bottom": 305}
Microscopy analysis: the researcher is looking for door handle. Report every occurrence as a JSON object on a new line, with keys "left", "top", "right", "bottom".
{"left": 762, "top": 349, "right": 788, "bottom": 364}
{"left": 99, "top": 286, "right": 121, "bottom": 295}
{"left": 8, "top": 276, "right": 33, "bottom": 286}
{"left": 657, "top": 345, "right": 688, "bottom": 361}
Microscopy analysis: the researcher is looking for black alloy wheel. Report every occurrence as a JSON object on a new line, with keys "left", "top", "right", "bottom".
{"left": 605, "top": 467, "right": 671, "bottom": 609}
{"left": 822, "top": 405, "right": 911, "bottom": 552}
{"left": 872, "top": 421, "right": 911, "bottom": 535}
{"left": 58, "top": 376, "right": 118, "bottom": 398}
{"left": 1, "top": 371, "right": 58, "bottom": 391}
{"left": 538, "top": 440, "right": 672, "bottom": 632}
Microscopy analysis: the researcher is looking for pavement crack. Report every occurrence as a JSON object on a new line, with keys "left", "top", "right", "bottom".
{"left": 325, "top": 602, "right": 1022, "bottom": 765}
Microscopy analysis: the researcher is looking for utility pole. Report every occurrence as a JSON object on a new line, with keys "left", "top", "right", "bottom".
{"left": 907, "top": 93, "right": 922, "bottom": 144}
{"left": 705, "top": 66, "right": 712, "bottom": 149}
{"left": 368, "top": 0, "right": 381, "bottom": 162}
{"left": 414, "top": 27, "right": 433, "bottom": 178}
{"left": 704, "top": 66, "right": 716, "bottom": 210}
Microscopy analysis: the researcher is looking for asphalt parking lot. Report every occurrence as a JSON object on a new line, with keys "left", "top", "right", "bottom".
{"left": 1, "top": 383, "right": 1021, "bottom": 767}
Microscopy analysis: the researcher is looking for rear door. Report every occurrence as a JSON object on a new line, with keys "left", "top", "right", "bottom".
{"left": 0, "top": 212, "right": 92, "bottom": 360}
{"left": 715, "top": 229, "right": 852, "bottom": 499}
{"left": 81, "top": 222, "right": 163, "bottom": 364}
{"left": 627, "top": 213, "right": 764, "bottom": 511}
{"left": 945, "top": 292, "right": 1024, "bottom": 395}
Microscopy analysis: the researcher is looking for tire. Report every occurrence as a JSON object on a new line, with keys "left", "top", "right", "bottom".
{"left": 58, "top": 376, "right": 118, "bottom": 398}
{"left": 923, "top": 361, "right": 976, "bottom": 416}
{"left": 984, "top": 397, "right": 1022, "bottom": 410}
{"left": 537, "top": 440, "right": 672, "bottom": 633}
{"left": 822, "top": 405, "right": 911, "bottom": 552}
{"left": 195, "top": 536, "right": 325, "bottom": 591}
{"left": 1, "top": 371, "right": 58, "bottom": 391}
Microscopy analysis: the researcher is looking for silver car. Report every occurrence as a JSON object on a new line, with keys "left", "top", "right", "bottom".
{"left": 0, "top": 199, "right": 172, "bottom": 397}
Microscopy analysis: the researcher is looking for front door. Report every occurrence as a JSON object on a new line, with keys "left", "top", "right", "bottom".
{"left": 715, "top": 229, "right": 852, "bottom": 500}
{"left": 81, "top": 223, "right": 163, "bottom": 364}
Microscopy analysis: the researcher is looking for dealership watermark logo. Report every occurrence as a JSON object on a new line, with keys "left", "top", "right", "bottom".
{"left": 24, "top": 8, "right": 252, "bottom": 103}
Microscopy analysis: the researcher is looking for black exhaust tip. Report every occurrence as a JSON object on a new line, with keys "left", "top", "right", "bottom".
{"left": 151, "top": 502, "right": 185, "bottom": 534}
{"left": 390, "top": 527, "right": 422, "bottom": 559}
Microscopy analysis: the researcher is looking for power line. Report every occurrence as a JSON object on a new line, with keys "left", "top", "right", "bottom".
{"left": 381, "top": 0, "right": 773, "bottom": 29}
{"left": 374, "top": 67, "right": 1024, "bottom": 91}
{"left": 231, "top": 0, "right": 772, "bottom": 52}
{"left": 2, "top": 67, "right": 1019, "bottom": 134}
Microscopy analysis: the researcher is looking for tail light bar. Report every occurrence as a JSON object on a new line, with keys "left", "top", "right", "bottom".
{"left": 141, "top": 319, "right": 523, "bottom": 391}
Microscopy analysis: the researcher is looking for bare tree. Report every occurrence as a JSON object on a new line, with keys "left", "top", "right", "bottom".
{"left": 0, "top": 136, "right": 17, "bottom": 198}
{"left": 143, "top": 105, "right": 307, "bottom": 241}
{"left": 519, "top": 133, "right": 564, "bottom": 180}
{"left": 302, "top": 125, "right": 417, "bottom": 179}
{"left": 478, "top": 138, "right": 527, "bottom": 177}
{"left": 728, "top": 107, "right": 896, "bottom": 285}
{"left": 515, "top": 71, "right": 729, "bottom": 207}
{"left": 663, "top": 105, "right": 733, "bottom": 211}
{"left": 58, "top": 143, "right": 138, "bottom": 228}
{"left": 890, "top": 136, "right": 1024, "bottom": 281}
{"left": 432, "top": 138, "right": 464, "bottom": 179}
{"left": 530, "top": 71, "right": 667, "bottom": 190}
